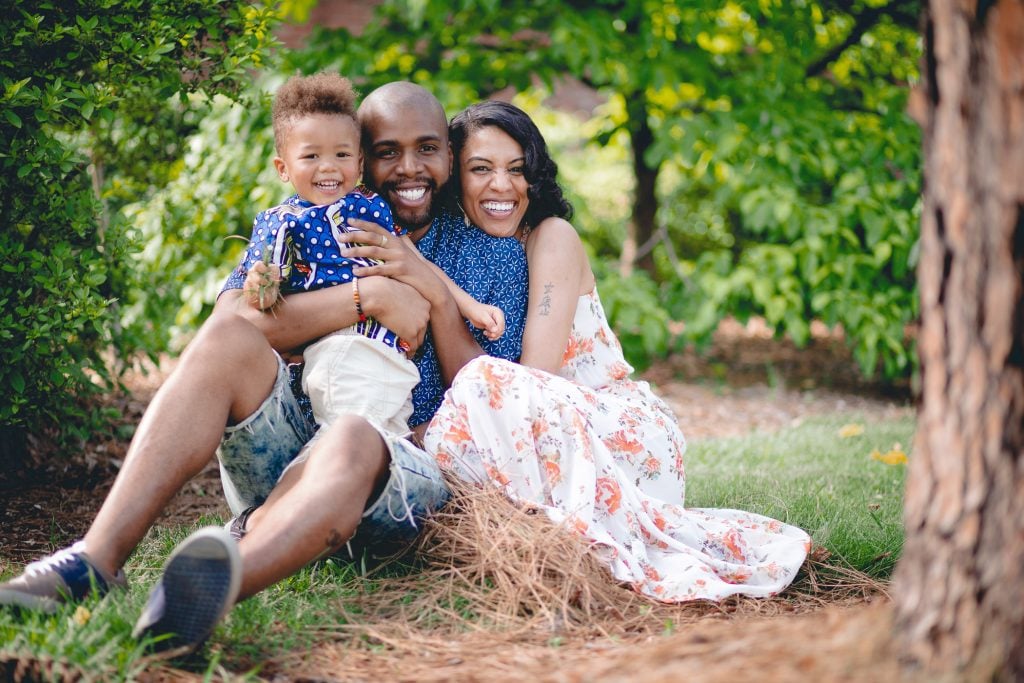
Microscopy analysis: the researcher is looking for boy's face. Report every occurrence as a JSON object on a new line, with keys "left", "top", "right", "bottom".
{"left": 274, "top": 114, "right": 362, "bottom": 206}
{"left": 361, "top": 105, "right": 452, "bottom": 234}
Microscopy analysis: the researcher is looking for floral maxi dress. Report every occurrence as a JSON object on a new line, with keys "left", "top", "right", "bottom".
{"left": 425, "top": 289, "right": 811, "bottom": 602}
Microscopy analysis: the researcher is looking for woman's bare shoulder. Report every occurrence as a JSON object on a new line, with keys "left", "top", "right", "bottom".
{"left": 528, "top": 216, "right": 582, "bottom": 250}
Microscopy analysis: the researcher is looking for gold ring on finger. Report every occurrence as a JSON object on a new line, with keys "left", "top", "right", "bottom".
{"left": 380, "top": 234, "right": 388, "bottom": 247}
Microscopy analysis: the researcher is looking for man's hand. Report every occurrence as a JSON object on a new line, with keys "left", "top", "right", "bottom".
{"left": 338, "top": 218, "right": 447, "bottom": 304}
{"left": 357, "top": 276, "right": 430, "bottom": 354}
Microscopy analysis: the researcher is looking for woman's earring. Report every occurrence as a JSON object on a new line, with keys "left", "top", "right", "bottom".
{"left": 457, "top": 200, "right": 470, "bottom": 227}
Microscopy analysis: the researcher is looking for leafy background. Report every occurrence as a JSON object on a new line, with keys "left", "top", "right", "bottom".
{"left": 0, "top": 0, "right": 922, "bottom": 458}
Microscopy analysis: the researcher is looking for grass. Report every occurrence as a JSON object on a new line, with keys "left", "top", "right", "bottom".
{"left": 685, "top": 412, "right": 913, "bottom": 577}
{"left": 0, "top": 410, "right": 914, "bottom": 679}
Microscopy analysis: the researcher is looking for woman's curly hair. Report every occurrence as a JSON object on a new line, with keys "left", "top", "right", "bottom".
{"left": 272, "top": 71, "right": 358, "bottom": 152}
{"left": 448, "top": 100, "right": 573, "bottom": 228}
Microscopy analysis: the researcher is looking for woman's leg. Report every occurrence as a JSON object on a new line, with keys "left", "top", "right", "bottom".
{"left": 83, "top": 314, "right": 281, "bottom": 577}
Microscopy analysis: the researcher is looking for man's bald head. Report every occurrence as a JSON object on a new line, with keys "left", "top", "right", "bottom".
{"left": 358, "top": 82, "right": 447, "bottom": 145}
{"left": 358, "top": 82, "right": 453, "bottom": 235}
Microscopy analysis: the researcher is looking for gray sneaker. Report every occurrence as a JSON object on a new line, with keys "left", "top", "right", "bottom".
{"left": 132, "top": 527, "right": 241, "bottom": 654}
{"left": 0, "top": 541, "right": 126, "bottom": 613}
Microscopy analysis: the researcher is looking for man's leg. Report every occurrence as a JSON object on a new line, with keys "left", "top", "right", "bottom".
{"left": 130, "top": 415, "right": 389, "bottom": 653}
{"left": 84, "top": 314, "right": 280, "bottom": 577}
{"left": 232, "top": 414, "right": 390, "bottom": 600}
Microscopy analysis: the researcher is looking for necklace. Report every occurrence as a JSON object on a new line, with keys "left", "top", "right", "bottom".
{"left": 516, "top": 224, "right": 532, "bottom": 246}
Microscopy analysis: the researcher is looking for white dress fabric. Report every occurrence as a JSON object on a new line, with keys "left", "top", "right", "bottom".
{"left": 425, "top": 289, "right": 811, "bottom": 602}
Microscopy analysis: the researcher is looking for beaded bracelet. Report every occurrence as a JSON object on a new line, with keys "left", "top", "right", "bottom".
{"left": 353, "top": 279, "right": 367, "bottom": 323}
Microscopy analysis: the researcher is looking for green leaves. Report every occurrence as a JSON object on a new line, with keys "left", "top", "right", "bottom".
{"left": 0, "top": 0, "right": 282, "bottom": 455}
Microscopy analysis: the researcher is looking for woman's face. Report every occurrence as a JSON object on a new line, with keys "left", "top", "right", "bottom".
{"left": 459, "top": 126, "right": 530, "bottom": 238}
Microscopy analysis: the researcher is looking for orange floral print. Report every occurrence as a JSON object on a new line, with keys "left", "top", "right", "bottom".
{"left": 607, "top": 361, "right": 630, "bottom": 381}
{"left": 425, "top": 289, "right": 810, "bottom": 604}
{"left": 568, "top": 515, "right": 589, "bottom": 535}
{"left": 641, "top": 562, "right": 662, "bottom": 582}
{"left": 721, "top": 528, "right": 747, "bottom": 562}
{"left": 714, "top": 567, "right": 753, "bottom": 584}
{"left": 434, "top": 450, "right": 453, "bottom": 469}
{"left": 642, "top": 455, "right": 662, "bottom": 478}
{"left": 543, "top": 458, "right": 562, "bottom": 486}
{"left": 603, "top": 430, "right": 644, "bottom": 456}
{"left": 480, "top": 361, "right": 511, "bottom": 410}
{"left": 484, "top": 463, "right": 510, "bottom": 488}
{"left": 596, "top": 477, "right": 622, "bottom": 514}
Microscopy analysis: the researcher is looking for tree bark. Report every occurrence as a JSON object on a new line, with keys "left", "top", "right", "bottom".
{"left": 892, "top": 1, "right": 1024, "bottom": 681}
{"left": 622, "top": 94, "right": 658, "bottom": 278}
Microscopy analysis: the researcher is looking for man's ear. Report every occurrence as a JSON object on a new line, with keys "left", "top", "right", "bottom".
{"left": 447, "top": 141, "right": 454, "bottom": 175}
{"left": 273, "top": 156, "right": 289, "bottom": 182}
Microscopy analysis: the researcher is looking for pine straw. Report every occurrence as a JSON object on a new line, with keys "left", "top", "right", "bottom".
{"left": 264, "top": 479, "right": 892, "bottom": 682}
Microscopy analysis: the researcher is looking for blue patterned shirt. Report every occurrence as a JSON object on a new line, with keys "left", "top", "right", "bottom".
{"left": 222, "top": 208, "right": 528, "bottom": 426}
{"left": 410, "top": 211, "right": 528, "bottom": 426}
{"left": 224, "top": 190, "right": 406, "bottom": 353}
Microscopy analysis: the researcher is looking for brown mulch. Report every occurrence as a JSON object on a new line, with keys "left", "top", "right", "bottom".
{"left": 0, "top": 319, "right": 917, "bottom": 681}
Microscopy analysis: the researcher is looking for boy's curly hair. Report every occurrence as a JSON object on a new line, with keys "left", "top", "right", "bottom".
{"left": 272, "top": 72, "right": 358, "bottom": 151}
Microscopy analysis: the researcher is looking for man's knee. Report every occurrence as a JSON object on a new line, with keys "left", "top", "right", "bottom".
{"left": 306, "top": 416, "right": 389, "bottom": 483}
{"left": 180, "top": 314, "right": 280, "bottom": 421}
{"left": 191, "top": 314, "right": 267, "bottom": 357}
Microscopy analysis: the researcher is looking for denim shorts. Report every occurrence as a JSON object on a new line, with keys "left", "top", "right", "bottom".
{"left": 216, "top": 356, "right": 450, "bottom": 561}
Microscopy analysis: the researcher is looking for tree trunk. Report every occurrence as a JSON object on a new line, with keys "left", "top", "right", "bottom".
{"left": 622, "top": 94, "right": 658, "bottom": 278}
{"left": 892, "top": 1, "right": 1024, "bottom": 681}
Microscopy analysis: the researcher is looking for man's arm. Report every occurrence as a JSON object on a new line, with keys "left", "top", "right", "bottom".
{"left": 215, "top": 275, "right": 430, "bottom": 354}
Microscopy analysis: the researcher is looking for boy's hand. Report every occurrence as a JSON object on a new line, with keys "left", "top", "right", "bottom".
{"left": 466, "top": 302, "right": 505, "bottom": 341}
{"left": 244, "top": 261, "right": 282, "bottom": 310}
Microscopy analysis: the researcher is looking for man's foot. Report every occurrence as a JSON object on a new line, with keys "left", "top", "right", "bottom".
{"left": 132, "top": 526, "right": 241, "bottom": 654}
{"left": 223, "top": 505, "right": 258, "bottom": 542}
{"left": 0, "top": 542, "right": 126, "bottom": 613}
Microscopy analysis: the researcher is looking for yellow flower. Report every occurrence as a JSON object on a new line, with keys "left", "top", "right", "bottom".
{"left": 72, "top": 605, "right": 91, "bottom": 626}
{"left": 870, "top": 443, "right": 908, "bottom": 465}
{"left": 838, "top": 423, "right": 865, "bottom": 438}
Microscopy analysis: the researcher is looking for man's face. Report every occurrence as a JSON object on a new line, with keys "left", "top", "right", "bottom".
{"left": 362, "top": 106, "right": 453, "bottom": 234}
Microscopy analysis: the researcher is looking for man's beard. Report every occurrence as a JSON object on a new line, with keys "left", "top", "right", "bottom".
{"left": 382, "top": 178, "right": 448, "bottom": 232}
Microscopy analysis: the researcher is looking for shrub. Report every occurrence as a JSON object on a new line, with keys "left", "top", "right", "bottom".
{"left": 0, "top": 0, "right": 280, "bottom": 458}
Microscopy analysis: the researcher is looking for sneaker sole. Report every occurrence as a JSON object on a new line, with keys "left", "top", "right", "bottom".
{"left": 132, "top": 527, "right": 241, "bottom": 653}
{"left": 0, "top": 588, "right": 59, "bottom": 614}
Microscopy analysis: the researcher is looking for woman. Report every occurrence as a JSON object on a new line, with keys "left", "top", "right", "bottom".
{"left": 425, "top": 101, "right": 811, "bottom": 602}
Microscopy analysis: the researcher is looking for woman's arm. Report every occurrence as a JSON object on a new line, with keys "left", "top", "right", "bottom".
{"left": 520, "top": 217, "right": 595, "bottom": 373}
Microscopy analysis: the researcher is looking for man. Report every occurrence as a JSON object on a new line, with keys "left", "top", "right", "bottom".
{"left": 0, "top": 82, "right": 527, "bottom": 655}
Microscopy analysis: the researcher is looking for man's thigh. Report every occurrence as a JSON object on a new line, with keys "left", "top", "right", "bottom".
{"left": 217, "top": 358, "right": 316, "bottom": 515}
